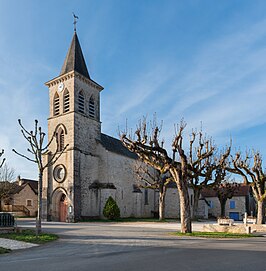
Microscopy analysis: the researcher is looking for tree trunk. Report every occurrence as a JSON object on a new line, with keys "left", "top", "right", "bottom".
{"left": 179, "top": 184, "right": 192, "bottom": 233}
{"left": 158, "top": 184, "right": 166, "bottom": 221}
{"left": 192, "top": 188, "right": 201, "bottom": 220}
{"left": 257, "top": 200, "right": 265, "bottom": 224}
{"left": 36, "top": 171, "right": 43, "bottom": 235}
{"left": 170, "top": 169, "right": 192, "bottom": 233}
{"left": 220, "top": 199, "right": 226, "bottom": 217}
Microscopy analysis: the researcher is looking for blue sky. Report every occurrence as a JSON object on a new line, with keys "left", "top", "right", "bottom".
{"left": 1, "top": 0, "right": 266, "bottom": 179}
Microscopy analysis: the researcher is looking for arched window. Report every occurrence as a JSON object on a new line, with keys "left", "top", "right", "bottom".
{"left": 57, "top": 128, "right": 65, "bottom": 152}
{"left": 54, "top": 93, "right": 60, "bottom": 116}
{"left": 89, "top": 96, "right": 95, "bottom": 118}
{"left": 63, "top": 89, "right": 70, "bottom": 113}
{"left": 78, "top": 91, "right": 85, "bottom": 114}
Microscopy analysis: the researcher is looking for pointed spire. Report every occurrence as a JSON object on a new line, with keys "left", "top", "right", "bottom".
{"left": 60, "top": 32, "right": 90, "bottom": 79}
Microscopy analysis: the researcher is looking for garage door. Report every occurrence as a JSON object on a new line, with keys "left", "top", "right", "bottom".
{"left": 229, "top": 212, "right": 239, "bottom": 221}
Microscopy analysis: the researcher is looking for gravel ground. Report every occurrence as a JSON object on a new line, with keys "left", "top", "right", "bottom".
{"left": 0, "top": 238, "right": 38, "bottom": 250}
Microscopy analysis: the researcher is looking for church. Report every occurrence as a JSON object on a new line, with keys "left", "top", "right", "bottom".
{"left": 42, "top": 30, "right": 183, "bottom": 222}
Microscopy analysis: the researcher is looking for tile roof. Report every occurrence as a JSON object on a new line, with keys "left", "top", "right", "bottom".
{"left": 100, "top": 133, "right": 138, "bottom": 159}
{"left": 201, "top": 184, "right": 250, "bottom": 198}
{"left": 0, "top": 178, "right": 38, "bottom": 195}
{"left": 19, "top": 179, "right": 38, "bottom": 194}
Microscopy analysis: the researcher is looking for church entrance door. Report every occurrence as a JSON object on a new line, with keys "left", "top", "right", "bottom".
{"left": 59, "top": 194, "right": 67, "bottom": 222}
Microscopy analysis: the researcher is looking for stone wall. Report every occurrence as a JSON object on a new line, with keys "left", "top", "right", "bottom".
{"left": 81, "top": 145, "right": 156, "bottom": 218}
{"left": 203, "top": 223, "right": 266, "bottom": 234}
{"left": 206, "top": 196, "right": 246, "bottom": 219}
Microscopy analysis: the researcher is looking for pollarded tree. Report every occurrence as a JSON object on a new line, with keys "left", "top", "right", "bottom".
{"left": 13, "top": 119, "right": 68, "bottom": 234}
{"left": 134, "top": 161, "right": 172, "bottom": 221}
{"left": 187, "top": 130, "right": 231, "bottom": 219}
{"left": 213, "top": 179, "right": 240, "bottom": 217}
{"left": 121, "top": 118, "right": 215, "bottom": 233}
{"left": 228, "top": 151, "right": 266, "bottom": 224}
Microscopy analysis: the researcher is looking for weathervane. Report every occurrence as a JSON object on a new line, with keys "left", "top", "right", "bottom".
{"left": 73, "top": 12, "right": 79, "bottom": 32}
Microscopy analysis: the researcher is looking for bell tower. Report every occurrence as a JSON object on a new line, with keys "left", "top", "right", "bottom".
{"left": 42, "top": 31, "right": 104, "bottom": 221}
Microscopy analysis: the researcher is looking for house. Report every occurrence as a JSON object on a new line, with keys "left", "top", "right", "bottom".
{"left": 201, "top": 184, "right": 256, "bottom": 220}
{"left": 1, "top": 176, "right": 38, "bottom": 217}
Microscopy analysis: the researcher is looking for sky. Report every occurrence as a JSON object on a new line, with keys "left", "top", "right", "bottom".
{"left": 1, "top": 0, "right": 266, "bottom": 179}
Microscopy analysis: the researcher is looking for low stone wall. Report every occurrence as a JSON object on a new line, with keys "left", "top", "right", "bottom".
{"left": 202, "top": 224, "right": 266, "bottom": 234}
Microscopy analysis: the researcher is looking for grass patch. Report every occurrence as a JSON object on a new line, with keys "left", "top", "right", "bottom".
{"left": 0, "top": 229, "right": 58, "bottom": 244}
{"left": 173, "top": 231, "right": 260, "bottom": 238}
{"left": 0, "top": 247, "right": 11, "bottom": 254}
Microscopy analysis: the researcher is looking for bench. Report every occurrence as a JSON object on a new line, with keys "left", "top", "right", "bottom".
{"left": 244, "top": 217, "right": 256, "bottom": 224}
{"left": 217, "top": 218, "right": 234, "bottom": 226}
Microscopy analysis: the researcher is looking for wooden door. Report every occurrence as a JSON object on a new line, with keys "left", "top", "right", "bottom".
{"left": 59, "top": 194, "right": 67, "bottom": 222}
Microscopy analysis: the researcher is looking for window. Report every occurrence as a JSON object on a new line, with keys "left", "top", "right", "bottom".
{"left": 54, "top": 93, "right": 60, "bottom": 116}
{"left": 63, "top": 89, "right": 70, "bottom": 113}
{"left": 53, "top": 164, "right": 67, "bottom": 183}
{"left": 26, "top": 199, "right": 32, "bottom": 207}
{"left": 89, "top": 97, "right": 95, "bottom": 118}
{"left": 230, "top": 200, "right": 236, "bottom": 209}
{"left": 208, "top": 200, "right": 213, "bottom": 209}
{"left": 58, "top": 129, "right": 65, "bottom": 152}
{"left": 78, "top": 91, "right": 85, "bottom": 113}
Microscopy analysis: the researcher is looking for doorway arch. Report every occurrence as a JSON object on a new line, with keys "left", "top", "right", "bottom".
{"left": 51, "top": 187, "right": 68, "bottom": 222}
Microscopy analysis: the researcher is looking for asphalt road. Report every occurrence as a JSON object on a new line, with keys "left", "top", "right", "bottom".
{"left": 0, "top": 220, "right": 266, "bottom": 271}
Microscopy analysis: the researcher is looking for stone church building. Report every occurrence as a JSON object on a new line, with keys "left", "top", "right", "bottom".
{"left": 42, "top": 31, "right": 184, "bottom": 222}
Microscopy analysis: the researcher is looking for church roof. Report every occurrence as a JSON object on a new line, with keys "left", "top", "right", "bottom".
{"left": 60, "top": 32, "right": 90, "bottom": 79}
{"left": 100, "top": 133, "right": 138, "bottom": 159}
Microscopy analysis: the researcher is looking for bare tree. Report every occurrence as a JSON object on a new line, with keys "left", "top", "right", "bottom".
{"left": 13, "top": 119, "right": 68, "bottom": 234}
{"left": 0, "top": 182, "right": 17, "bottom": 211}
{"left": 213, "top": 179, "right": 240, "bottom": 217}
{"left": 0, "top": 163, "right": 15, "bottom": 182}
{"left": 189, "top": 133, "right": 231, "bottom": 220}
{"left": 134, "top": 161, "right": 172, "bottom": 221}
{"left": 0, "top": 152, "right": 16, "bottom": 211}
{"left": 0, "top": 162, "right": 16, "bottom": 211}
{"left": 121, "top": 118, "right": 216, "bottom": 233}
{"left": 228, "top": 151, "right": 266, "bottom": 224}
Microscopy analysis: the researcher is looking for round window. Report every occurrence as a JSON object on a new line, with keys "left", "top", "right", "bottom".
{"left": 53, "top": 165, "right": 67, "bottom": 183}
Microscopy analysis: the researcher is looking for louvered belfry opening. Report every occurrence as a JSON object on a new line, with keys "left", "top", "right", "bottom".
{"left": 89, "top": 97, "right": 95, "bottom": 118}
{"left": 54, "top": 93, "right": 60, "bottom": 116}
{"left": 63, "top": 89, "right": 70, "bottom": 113}
{"left": 78, "top": 91, "right": 85, "bottom": 113}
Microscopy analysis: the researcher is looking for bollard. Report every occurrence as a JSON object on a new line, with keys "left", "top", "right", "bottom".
{"left": 243, "top": 212, "right": 247, "bottom": 226}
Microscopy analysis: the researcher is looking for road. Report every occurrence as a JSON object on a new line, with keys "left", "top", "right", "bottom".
{"left": 0, "top": 220, "right": 265, "bottom": 271}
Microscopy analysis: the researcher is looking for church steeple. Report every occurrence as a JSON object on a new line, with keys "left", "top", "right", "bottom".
{"left": 60, "top": 32, "right": 90, "bottom": 79}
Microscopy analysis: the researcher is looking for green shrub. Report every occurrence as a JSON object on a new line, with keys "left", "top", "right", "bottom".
{"left": 103, "top": 196, "right": 120, "bottom": 220}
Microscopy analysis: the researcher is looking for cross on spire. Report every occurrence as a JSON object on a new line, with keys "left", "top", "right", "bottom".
{"left": 73, "top": 13, "right": 79, "bottom": 32}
